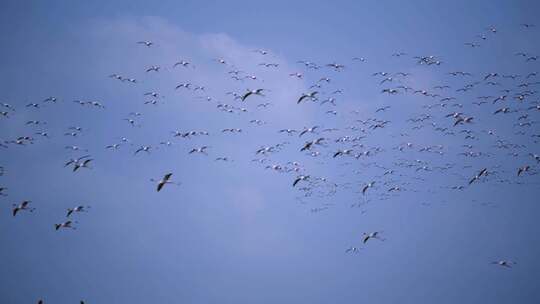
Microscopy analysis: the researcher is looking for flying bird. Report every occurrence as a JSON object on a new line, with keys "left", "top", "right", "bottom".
{"left": 12, "top": 201, "right": 34, "bottom": 217}
{"left": 151, "top": 173, "right": 179, "bottom": 192}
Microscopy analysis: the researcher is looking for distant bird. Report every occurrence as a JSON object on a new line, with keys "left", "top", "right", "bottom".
{"left": 297, "top": 91, "right": 318, "bottom": 104}
{"left": 66, "top": 205, "right": 89, "bottom": 217}
{"left": 151, "top": 173, "right": 177, "bottom": 192}
{"left": 484, "top": 73, "right": 498, "bottom": 81}
{"left": 134, "top": 146, "right": 152, "bottom": 155}
{"left": 517, "top": 165, "right": 530, "bottom": 176}
{"left": 300, "top": 138, "right": 325, "bottom": 151}
{"left": 144, "top": 92, "right": 160, "bottom": 98}
{"left": 64, "top": 155, "right": 91, "bottom": 167}
{"left": 493, "top": 107, "right": 511, "bottom": 115}
{"left": 345, "top": 247, "right": 360, "bottom": 253}
{"left": 326, "top": 62, "right": 345, "bottom": 70}
{"left": 362, "top": 181, "right": 375, "bottom": 195}
{"left": 259, "top": 63, "right": 279, "bottom": 68}
{"left": 469, "top": 168, "right": 488, "bottom": 185}
{"left": 43, "top": 96, "right": 58, "bottom": 103}
{"left": 362, "top": 231, "right": 384, "bottom": 243}
{"left": 12, "top": 201, "right": 34, "bottom": 216}
{"left": 146, "top": 65, "right": 161, "bottom": 73}
{"left": 293, "top": 175, "right": 309, "bottom": 187}
{"left": 106, "top": 143, "right": 121, "bottom": 150}
{"left": 333, "top": 149, "right": 353, "bottom": 158}
{"left": 174, "top": 60, "right": 191, "bottom": 68}
{"left": 352, "top": 57, "right": 366, "bottom": 62}
{"left": 72, "top": 159, "right": 93, "bottom": 172}
{"left": 137, "top": 41, "right": 154, "bottom": 47}
{"left": 454, "top": 116, "right": 474, "bottom": 126}
{"left": 54, "top": 220, "right": 76, "bottom": 231}
{"left": 279, "top": 129, "right": 298, "bottom": 135}
{"left": 253, "top": 49, "right": 268, "bottom": 55}
{"left": 376, "top": 106, "right": 391, "bottom": 112}
{"left": 189, "top": 146, "right": 209, "bottom": 155}
{"left": 491, "top": 260, "right": 516, "bottom": 268}
{"left": 241, "top": 89, "right": 265, "bottom": 101}
{"left": 289, "top": 72, "right": 303, "bottom": 78}
{"left": 299, "top": 126, "right": 319, "bottom": 137}
{"left": 464, "top": 42, "right": 480, "bottom": 48}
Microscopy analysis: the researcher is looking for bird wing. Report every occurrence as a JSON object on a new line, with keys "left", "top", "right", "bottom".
{"left": 164, "top": 173, "right": 173, "bottom": 181}
{"left": 241, "top": 91, "right": 252, "bottom": 101}
{"left": 363, "top": 235, "right": 370, "bottom": 243}
{"left": 478, "top": 168, "right": 487, "bottom": 176}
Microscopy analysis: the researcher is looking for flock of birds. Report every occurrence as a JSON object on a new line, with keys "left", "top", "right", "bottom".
{"left": 1, "top": 22, "right": 539, "bottom": 303}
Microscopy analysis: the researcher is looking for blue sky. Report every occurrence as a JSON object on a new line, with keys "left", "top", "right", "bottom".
{"left": 1, "top": 1, "right": 540, "bottom": 303}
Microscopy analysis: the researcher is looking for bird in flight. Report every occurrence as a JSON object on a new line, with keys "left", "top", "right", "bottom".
{"left": 296, "top": 91, "right": 319, "bottom": 104}
{"left": 299, "top": 126, "right": 319, "bottom": 137}
{"left": 469, "top": 168, "right": 488, "bottom": 185}
{"left": 71, "top": 159, "right": 93, "bottom": 172}
{"left": 362, "top": 181, "right": 375, "bottom": 195}
{"left": 12, "top": 201, "right": 34, "bottom": 217}
{"left": 293, "top": 175, "right": 309, "bottom": 187}
{"left": 137, "top": 41, "right": 154, "bottom": 47}
{"left": 66, "top": 205, "right": 90, "bottom": 217}
{"left": 517, "top": 165, "right": 530, "bottom": 176}
{"left": 189, "top": 146, "right": 209, "bottom": 155}
{"left": 362, "top": 231, "right": 384, "bottom": 243}
{"left": 54, "top": 220, "right": 76, "bottom": 231}
{"left": 65, "top": 155, "right": 91, "bottom": 167}
{"left": 491, "top": 260, "right": 516, "bottom": 268}
{"left": 135, "top": 146, "right": 152, "bottom": 155}
{"left": 151, "top": 173, "right": 180, "bottom": 192}
{"left": 241, "top": 89, "right": 265, "bottom": 101}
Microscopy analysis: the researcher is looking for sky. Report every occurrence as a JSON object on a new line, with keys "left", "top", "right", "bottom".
{"left": 1, "top": 1, "right": 540, "bottom": 303}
